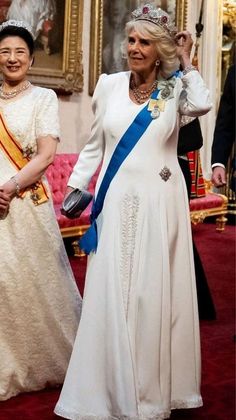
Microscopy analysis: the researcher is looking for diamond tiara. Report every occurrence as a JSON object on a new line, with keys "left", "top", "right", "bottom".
{"left": 0, "top": 20, "right": 34, "bottom": 40}
{"left": 131, "top": 3, "right": 177, "bottom": 37}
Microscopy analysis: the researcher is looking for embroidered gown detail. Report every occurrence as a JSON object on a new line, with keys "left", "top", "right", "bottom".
{"left": 55, "top": 71, "right": 212, "bottom": 420}
{"left": 0, "top": 86, "right": 82, "bottom": 401}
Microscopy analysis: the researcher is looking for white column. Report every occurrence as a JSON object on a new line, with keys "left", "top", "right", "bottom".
{"left": 186, "top": 0, "right": 223, "bottom": 180}
{"left": 199, "top": 0, "right": 223, "bottom": 179}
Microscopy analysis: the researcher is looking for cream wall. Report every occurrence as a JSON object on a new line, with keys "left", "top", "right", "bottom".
{"left": 57, "top": 0, "right": 223, "bottom": 180}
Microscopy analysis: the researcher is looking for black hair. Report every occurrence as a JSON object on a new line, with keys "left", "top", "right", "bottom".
{"left": 0, "top": 26, "right": 34, "bottom": 55}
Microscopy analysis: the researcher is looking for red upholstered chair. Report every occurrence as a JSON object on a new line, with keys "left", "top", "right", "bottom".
{"left": 46, "top": 154, "right": 100, "bottom": 255}
{"left": 189, "top": 180, "right": 228, "bottom": 231}
{"left": 46, "top": 155, "right": 228, "bottom": 257}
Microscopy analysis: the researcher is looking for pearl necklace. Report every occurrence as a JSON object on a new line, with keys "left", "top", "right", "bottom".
{"left": 0, "top": 81, "right": 31, "bottom": 100}
{"left": 130, "top": 77, "right": 158, "bottom": 104}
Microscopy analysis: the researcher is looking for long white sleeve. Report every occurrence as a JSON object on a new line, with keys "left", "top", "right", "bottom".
{"left": 68, "top": 74, "right": 108, "bottom": 190}
{"left": 178, "top": 70, "right": 212, "bottom": 117}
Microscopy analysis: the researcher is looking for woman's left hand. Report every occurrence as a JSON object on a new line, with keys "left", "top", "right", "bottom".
{"left": 175, "top": 31, "right": 193, "bottom": 64}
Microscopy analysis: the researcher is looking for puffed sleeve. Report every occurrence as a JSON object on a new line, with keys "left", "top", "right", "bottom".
{"left": 178, "top": 70, "right": 212, "bottom": 117}
{"left": 68, "top": 73, "right": 108, "bottom": 190}
{"left": 35, "top": 88, "right": 60, "bottom": 139}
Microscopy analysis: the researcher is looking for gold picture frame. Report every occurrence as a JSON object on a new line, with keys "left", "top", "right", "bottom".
{"left": 0, "top": 0, "right": 84, "bottom": 92}
{"left": 89, "top": 0, "right": 188, "bottom": 95}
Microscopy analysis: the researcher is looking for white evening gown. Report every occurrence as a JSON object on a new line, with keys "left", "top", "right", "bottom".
{"left": 0, "top": 86, "right": 81, "bottom": 401}
{"left": 55, "top": 71, "right": 212, "bottom": 420}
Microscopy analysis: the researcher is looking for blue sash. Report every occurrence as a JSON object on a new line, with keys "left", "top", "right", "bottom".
{"left": 80, "top": 88, "right": 160, "bottom": 254}
{"left": 80, "top": 72, "right": 181, "bottom": 254}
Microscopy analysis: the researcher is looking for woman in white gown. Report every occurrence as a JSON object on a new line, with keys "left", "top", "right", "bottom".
{"left": 55, "top": 3, "right": 212, "bottom": 420}
{"left": 0, "top": 20, "right": 81, "bottom": 401}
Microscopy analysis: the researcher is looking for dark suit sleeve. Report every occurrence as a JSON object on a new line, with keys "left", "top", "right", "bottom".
{"left": 177, "top": 118, "right": 203, "bottom": 155}
{"left": 211, "top": 64, "right": 235, "bottom": 166}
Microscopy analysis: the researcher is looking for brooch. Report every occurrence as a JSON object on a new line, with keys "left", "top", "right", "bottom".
{"left": 158, "top": 78, "right": 176, "bottom": 100}
{"left": 159, "top": 166, "right": 172, "bottom": 181}
{"left": 23, "top": 145, "right": 34, "bottom": 158}
{"left": 148, "top": 76, "right": 176, "bottom": 119}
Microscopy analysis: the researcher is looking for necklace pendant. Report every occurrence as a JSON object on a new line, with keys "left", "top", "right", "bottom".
{"left": 151, "top": 105, "right": 160, "bottom": 119}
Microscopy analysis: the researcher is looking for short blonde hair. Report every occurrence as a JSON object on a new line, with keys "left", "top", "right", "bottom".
{"left": 122, "top": 20, "right": 179, "bottom": 78}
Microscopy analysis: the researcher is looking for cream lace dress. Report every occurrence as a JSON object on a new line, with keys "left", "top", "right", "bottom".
{"left": 55, "top": 71, "right": 212, "bottom": 420}
{"left": 0, "top": 86, "right": 82, "bottom": 401}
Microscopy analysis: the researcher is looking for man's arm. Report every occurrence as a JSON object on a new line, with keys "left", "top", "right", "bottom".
{"left": 211, "top": 65, "right": 235, "bottom": 187}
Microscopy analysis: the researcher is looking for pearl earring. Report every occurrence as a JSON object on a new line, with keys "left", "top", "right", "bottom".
{"left": 155, "top": 59, "right": 160, "bottom": 66}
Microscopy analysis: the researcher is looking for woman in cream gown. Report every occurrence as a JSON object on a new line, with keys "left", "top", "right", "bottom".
{"left": 55, "top": 5, "right": 212, "bottom": 420}
{"left": 0, "top": 21, "right": 81, "bottom": 401}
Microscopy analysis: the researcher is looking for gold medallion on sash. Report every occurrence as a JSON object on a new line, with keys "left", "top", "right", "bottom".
{"left": 148, "top": 76, "right": 177, "bottom": 119}
{"left": 0, "top": 111, "right": 49, "bottom": 205}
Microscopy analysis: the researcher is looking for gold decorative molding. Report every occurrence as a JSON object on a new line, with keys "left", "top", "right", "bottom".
{"left": 28, "top": 0, "right": 84, "bottom": 93}
{"left": 60, "top": 225, "right": 89, "bottom": 239}
{"left": 222, "top": 0, "right": 236, "bottom": 85}
{"left": 61, "top": 225, "right": 89, "bottom": 257}
{"left": 223, "top": 0, "right": 236, "bottom": 33}
{"left": 89, "top": 0, "right": 103, "bottom": 96}
{"left": 176, "top": 0, "right": 188, "bottom": 31}
{"left": 190, "top": 191, "right": 228, "bottom": 231}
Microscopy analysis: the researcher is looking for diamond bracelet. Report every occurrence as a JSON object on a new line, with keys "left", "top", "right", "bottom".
{"left": 10, "top": 176, "right": 21, "bottom": 196}
{"left": 182, "top": 65, "right": 198, "bottom": 76}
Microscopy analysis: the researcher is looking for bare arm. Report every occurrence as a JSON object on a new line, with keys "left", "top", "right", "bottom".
{"left": 0, "top": 135, "right": 57, "bottom": 197}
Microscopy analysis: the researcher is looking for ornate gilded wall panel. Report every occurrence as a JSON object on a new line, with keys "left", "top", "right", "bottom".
{"left": 0, "top": 0, "right": 84, "bottom": 92}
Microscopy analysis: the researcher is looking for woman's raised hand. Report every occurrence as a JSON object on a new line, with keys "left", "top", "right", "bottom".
{"left": 175, "top": 31, "right": 193, "bottom": 65}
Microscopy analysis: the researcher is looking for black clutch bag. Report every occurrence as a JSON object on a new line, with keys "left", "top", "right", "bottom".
{"left": 61, "top": 188, "right": 93, "bottom": 219}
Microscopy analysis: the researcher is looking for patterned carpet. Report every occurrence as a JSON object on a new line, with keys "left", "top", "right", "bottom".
{"left": 0, "top": 222, "right": 235, "bottom": 420}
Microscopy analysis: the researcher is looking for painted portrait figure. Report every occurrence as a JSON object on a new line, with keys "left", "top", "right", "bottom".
{"left": 7, "top": 0, "right": 57, "bottom": 54}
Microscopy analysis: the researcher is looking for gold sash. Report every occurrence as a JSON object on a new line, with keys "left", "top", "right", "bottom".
{"left": 0, "top": 111, "right": 49, "bottom": 205}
